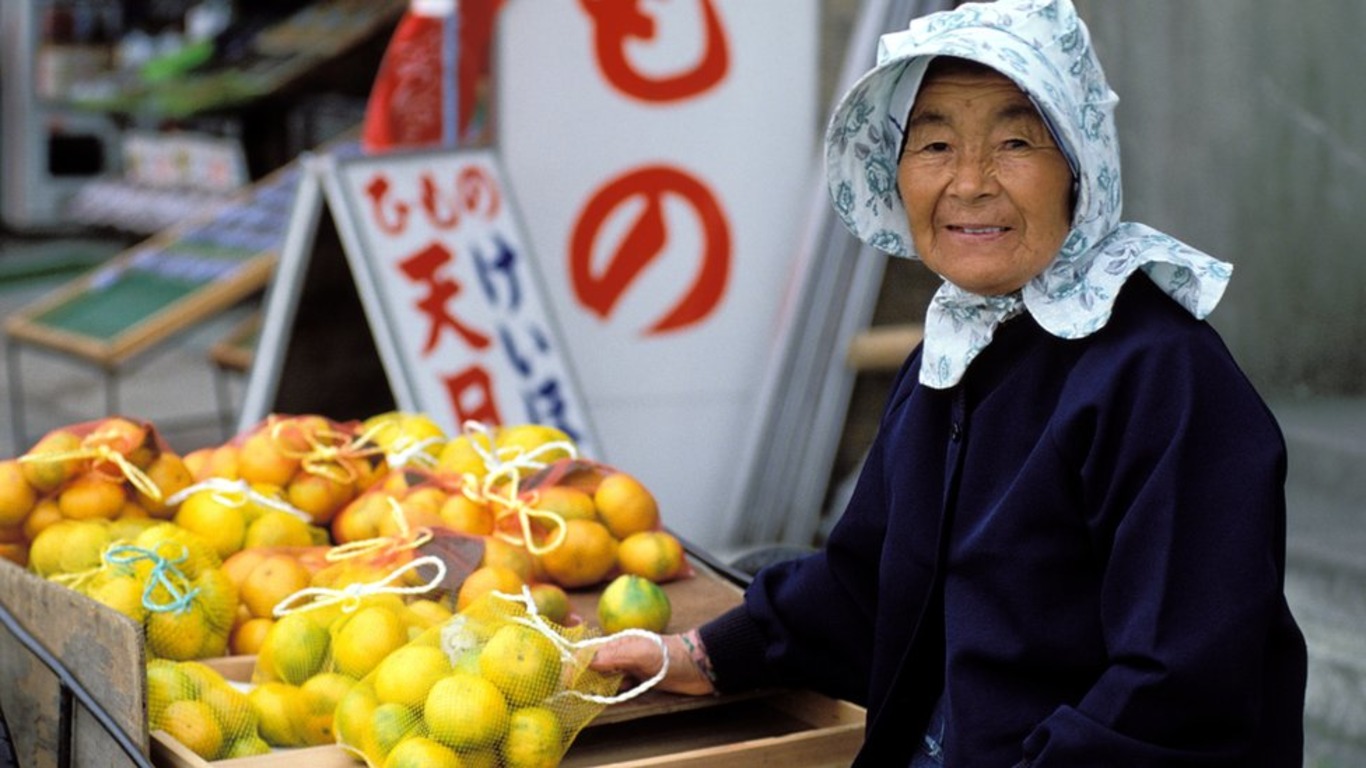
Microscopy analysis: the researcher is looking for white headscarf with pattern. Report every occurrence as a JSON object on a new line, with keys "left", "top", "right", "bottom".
{"left": 825, "top": 0, "right": 1232, "bottom": 388}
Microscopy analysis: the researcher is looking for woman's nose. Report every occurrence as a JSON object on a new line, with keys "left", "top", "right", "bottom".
{"left": 948, "top": 150, "right": 999, "bottom": 198}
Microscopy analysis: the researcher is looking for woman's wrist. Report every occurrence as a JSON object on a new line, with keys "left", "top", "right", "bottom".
{"left": 679, "top": 628, "right": 718, "bottom": 686}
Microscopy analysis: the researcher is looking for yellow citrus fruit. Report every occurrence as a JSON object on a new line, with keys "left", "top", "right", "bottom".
{"left": 363, "top": 411, "right": 447, "bottom": 461}
{"left": 536, "top": 518, "right": 618, "bottom": 589}
{"left": 146, "top": 660, "right": 195, "bottom": 724}
{"left": 423, "top": 672, "right": 509, "bottom": 750}
{"left": 229, "top": 616, "right": 274, "bottom": 656}
{"left": 137, "top": 453, "right": 193, "bottom": 518}
{"left": 221, "top": 735, "right": 271, "bottom": 758}
{"left": 333, "top": 683, "right": 379, "bottom": 757}
{"left": 332, "top": 604, "right": 409, "bottom": 679}
{"left": 457, "top": 565, "right": 526, "bottom": 612}
{"left": 22, "top": 498, "right": 63, "bottom": 541}
{"left": 593, "top": 472, "right": 660, "bottom": 539}
{"left": 528, "top": 485, "right": 597, "bottom": 522}
{"left": 495, "top": 424, "right": 575, "bottom": 468}
{"left": 435, "top": 431, "right": 495, "bottom": 477}
{"left": 478, "top": 623, "right": 562, "bottom": 706}
{"left": 88, "top": 573, "right": 149, "bottom": 624}
{"left": 373, "top": 644, "right": 452, "bottom": 709}
{"left": 243, "top": 509, "right": 315, "bottom": 549}
{"left": 528, "top": 583, "right": 572, "bottom": 625}
{"left": 199, "top": 677, "right": 257, "bottom": 738}
{"left": 0, "top": 460, "right": 37, "bottom": 526}
{"left": 145, "top": 603, "right": 212, "bottom": 661}
{"left": 202, "top": 444, "right": 241, "bottom": 481}
{"left": 173, "top": 492, "right": 247, "bottom": 560}
{"left": 616, "top": 530, "right": 687, "bottom": 582}
{"left": 237, "top": 430, "right": 301, "bottom": 487}
{"left": 90, "top": 417, "right": 151, "bottom": 466}
{"left": 106, "top": 514, "right": 156, "bottom": 543}
{"left": 286, "top": 471, "right": 353, "bottom": 525}
{"left": 239, "top": 552, "right": 313, "bottom": 619}
{"left": 502, "top": 706, "right": 564, "bottom": 768}
{"left": 263, "top": 612, "right": 329, "bottom": 684}
{"left": 370, "top": 701, "right": 421, "bottom": 760}
{"left": 192, "top": 567, "right": 239, "bottom": 635}
{"left": 385, "top": 735, "right": 463, "bottom": 768}
{"left": 482, "top": 538, "right": 537, "bottom": 582}
{"left": 405, "top": 598, "right": 454, "bottom": 629}
{"left": 597, "top": 574, "right": 672, "bottom": 634}
{"left": 134, "top": 522, "right": 220, "bottom": 580}
{"left": 248, "top": 681, "right": 305, "bottom": 747}
{"left": 19, "top": 429, "right": 84, "bottom": 493}
{"left": 438, "top": 493, "right": 494, "bottom": 535}
{"left": 158, "top": 699, "right": 224, "bottom": 760}
{"left": 57, "top": 472, "right": 126, "bottom": 521}
{"left": 28, "top": 519, "right": 111, "bottom": 577}
{"left": 331, "top": 492, "right": 387, "bottom": 544}
{"left": 220, "top": 547, "right": 268, "bottom": 590}
{"left": 298, "top": 671, "right": 356, "bottom": 746}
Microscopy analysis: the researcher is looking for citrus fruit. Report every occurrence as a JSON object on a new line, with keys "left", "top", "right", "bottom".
{"left": 193, "top": 568, "right": 239, "bottom": 635}
{"left": 243, "top": 509, "right": 314, "bottom": 549}
{"left": 385, "top": 735, "right": 462, "bottom": 768}
{"left": 0, "top": 460, "right": 36, "bottom": 526}
{"left": 332, "top": 604, "right": 409, "bottom": 679}
{"left": 286, "top": 471, "right": 353, "bottom": 525}
{"left": 371, "top": 701, "right": 422, "bottom": 759}
{"left": 263, "top": 612, "right": 329, "bottom": 684}
{"left": 406, "top": 598, "right": 454, "bottom": 629}
{"left": 496, "top": 424, "right": 575, "bottom": 467}
{"left": 502, "top": 706, "right": 564, "bottom": 768}
{"left": 298, "top": 671, "right": 356, "bottom": 746}
{"left": 616, "top": 530, "right": 687, "bottom": 582}
{"left": 457, "top": 565, "right": 525, "bottom": 612}
{"left": 221, "top": 548, "right": 268, "bottom": 590}
{"left": 478, "top": 623, "right": 562, "bottom": 706}
{"left": 528, "top": 583, "right": 572, "bottom": 625}
{"left": 536, "top": 518, "right": 618, "bottom": 589}
{"left": 597, "top": 574, "right": 672, "bottom": 634}
{"left": 173, "top": 492, "right": 247, "bottom": 560}
{"left": 134, "top": 522, "right": 219, "bottom": 580}
{"left": 482, "top": 538, "right": 537, "bottom": 582}
{"left": 238, "top": 552, "right": 312, "bottom": 619}
{"left": 28, "top": 519, "right": 110, "bottom": 577}
{"left": 248, "top": 681, "right": 305, "bottom": 747}
{"left": 593, "top": 472, "right": 660, "bottom": 539}
{"left": 21, "top": 498, "right": 63, "bottom": 541}
{"left": 158, "top": 699, "right": 224, "bottom": 760}
{"left": 199, "top": 677, "right": 257, "bottom": 738}
{"left": 373, "top": 644, "right": 453, "bottom": 709}
{"left": 530, "top": 485, "right": 597, "bottom": 522}
{"left": 333, "top": 683, "right": 380, "bottom": 757}
{"left": 145, "top": 603, "right": 212, "bottom": 661}
{"left": 19, "top": 429, "right": 84, "bottom": 493}
{"left": 424, "top": 672, "right": 509, "bottom": 750}
{"left": 237, "top": 429, "right": 301, "bottom": 487}
{"left": 137, "top": 453, "right": 193, "bottom": 518}
{"left": 57, "top": 472, "right": 126, "bottom": 521}
{"left": 88, "top": 573, "right": 149, "bottom": 624}
{"left": 229, "top": 617, "right": 273, "bottom": 655}
{"left": 436, "top": 431, "right": 496, "bottom": 477}
{"left": 332, "top": 492, "right": 387, "bottom": 543}
{"left": 221, "top": 736, "right": 271, "bottom": 758}
{"left": 439, "top": 493, "right": 495, "bottom": 535}
{"left": 146, "top": 660, "right": 195, "bottom": 724}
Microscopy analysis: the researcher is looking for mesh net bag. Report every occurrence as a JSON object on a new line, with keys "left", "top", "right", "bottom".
{"left": 147, "top": 658, "right": 272, "bottom": 760}
{"left": 335, "top": 588, "right": 661, "bottom": 768}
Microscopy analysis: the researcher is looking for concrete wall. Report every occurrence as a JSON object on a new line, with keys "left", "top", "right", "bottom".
{"left": 1074, "top": 1, "right": 1366, "bottom": 399}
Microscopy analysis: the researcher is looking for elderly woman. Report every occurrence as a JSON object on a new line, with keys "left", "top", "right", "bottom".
{"left": 592, "top": 1, "right": 1308, "bottom": 765}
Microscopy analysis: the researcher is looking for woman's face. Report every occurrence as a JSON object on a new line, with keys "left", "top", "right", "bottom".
{"left": 899, "top": 66, "right": 1073, "bottom": 296}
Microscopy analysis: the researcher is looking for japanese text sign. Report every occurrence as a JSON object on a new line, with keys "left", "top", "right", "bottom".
{"left": 324, "top": 147, "right": 598, "bottom": 454}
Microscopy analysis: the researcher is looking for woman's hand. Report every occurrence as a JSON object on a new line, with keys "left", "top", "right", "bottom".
{"left": 589, "top": 629, "right": 718, "bottom": 696}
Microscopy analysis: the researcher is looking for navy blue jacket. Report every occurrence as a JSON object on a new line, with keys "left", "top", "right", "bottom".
{"left": 701, "top": 277, "right": 1307, "bottom": 766}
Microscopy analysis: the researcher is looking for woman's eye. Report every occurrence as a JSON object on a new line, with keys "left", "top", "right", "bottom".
{"left": 916, "top": 141, "right": 950, "bottom": 153}
{"left": 1001, "top": 138, "right": 1031, "bottom": 150}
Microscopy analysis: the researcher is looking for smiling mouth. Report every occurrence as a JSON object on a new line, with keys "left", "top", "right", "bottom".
{"left": 949, "top": 225, "right": 1009, "bottom": 235}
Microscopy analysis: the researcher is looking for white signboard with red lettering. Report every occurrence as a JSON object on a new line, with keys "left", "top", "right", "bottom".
{"left": 318, "top": 147, "right": 598, "bottom": 454}
{"left": 497, "top": 0, "right": 820, "bottom": 548}
{"left": 234, "top": 145, "right": 601, "bottom": 457}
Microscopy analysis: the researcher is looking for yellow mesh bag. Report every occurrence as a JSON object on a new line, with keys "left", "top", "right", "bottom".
{"left": 147, "top": 659, "right": 272, "bottom": 760}
{"left": 337, "top": 588, "right": 663, "bottom": 768}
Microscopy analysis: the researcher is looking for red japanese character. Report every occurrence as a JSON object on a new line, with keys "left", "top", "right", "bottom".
{"left": 400, "top": 242, "right": 492, "bottom": 354}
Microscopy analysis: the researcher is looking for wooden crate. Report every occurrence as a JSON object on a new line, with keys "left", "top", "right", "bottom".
{"left": 0, "top": 560, "right": 147, "bottom": 768}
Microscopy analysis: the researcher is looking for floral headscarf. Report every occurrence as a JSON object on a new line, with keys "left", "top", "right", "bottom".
{"left": 825, "top": 0, "right": 1232, "bottom": 388}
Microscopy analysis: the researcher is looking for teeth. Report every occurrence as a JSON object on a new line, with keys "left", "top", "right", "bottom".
{"left": 959, "top": 226, "right": 1003, "bottom": 234}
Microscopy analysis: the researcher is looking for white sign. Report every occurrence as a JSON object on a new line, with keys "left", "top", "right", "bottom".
{"left": 497, "top": 0, "right": 820, "bottom": 549}
{"left": 323, "top": 147, "right": 598, "bottom": 454}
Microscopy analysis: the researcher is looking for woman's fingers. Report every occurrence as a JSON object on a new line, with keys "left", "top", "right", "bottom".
{"left": 590, "top": 632, "right": 717, "bottom": 696}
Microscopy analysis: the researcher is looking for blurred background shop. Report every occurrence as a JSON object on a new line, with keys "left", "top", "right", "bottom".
{"left": 1, "top": 1, "right": 1364, "bottom": 762}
